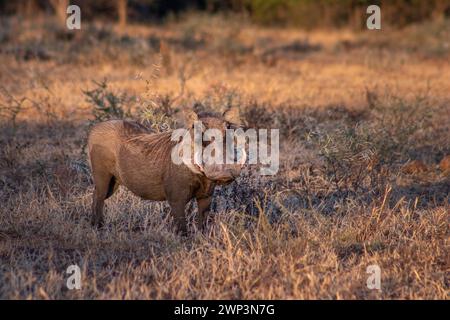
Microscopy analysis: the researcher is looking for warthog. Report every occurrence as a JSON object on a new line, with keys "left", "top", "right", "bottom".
{"left": 87, "top": 107, "right": 245, "bottom": 233}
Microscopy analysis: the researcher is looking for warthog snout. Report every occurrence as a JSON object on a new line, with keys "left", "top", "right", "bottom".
{"left": 202, "top": 166, "right": 243, "bottom": 184}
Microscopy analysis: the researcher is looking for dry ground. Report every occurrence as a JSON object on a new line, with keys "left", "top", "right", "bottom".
{"left": 0, "top": 15, "right": 449, "bottom": 299}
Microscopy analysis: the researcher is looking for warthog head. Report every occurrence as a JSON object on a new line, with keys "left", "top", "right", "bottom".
{"left": 172, "top": 107, "right": 247, "bottom": 184}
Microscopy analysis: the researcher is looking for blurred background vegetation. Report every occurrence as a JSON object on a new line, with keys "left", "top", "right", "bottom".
{"left": 1, "top": 0, "right": 449, "bottom": 29}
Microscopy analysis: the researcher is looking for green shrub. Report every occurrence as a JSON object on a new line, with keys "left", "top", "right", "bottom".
{"left": 83, "top": 79, "right": 132, "bottom": 122}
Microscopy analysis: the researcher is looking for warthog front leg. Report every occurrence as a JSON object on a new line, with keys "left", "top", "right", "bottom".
{"left": 196, "top": 196, "right": 212, "bottom": 231}
{"left": 168, "top": 199, "right": 189, "bottom": 235}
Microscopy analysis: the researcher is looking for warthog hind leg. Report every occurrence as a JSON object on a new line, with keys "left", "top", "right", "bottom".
{"left": 90, "top": 145, "right": 118, "bottom": 228}
{"left": 168, "top": 200, "right": 189, "bottom": 235}
{"left": 91, "top": 175, "right": 116, "bottom": 228}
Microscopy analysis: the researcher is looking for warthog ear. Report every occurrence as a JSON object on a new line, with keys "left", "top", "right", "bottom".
{"left": 174, "top": 109, "right": 199, "bottom": 128}
{"left": 223, "top": 106, "right": 243, "bottom": 127}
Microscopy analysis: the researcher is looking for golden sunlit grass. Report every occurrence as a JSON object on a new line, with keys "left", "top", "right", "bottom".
{"left": 0, "top": 15, "right": 449, "bottom": 299}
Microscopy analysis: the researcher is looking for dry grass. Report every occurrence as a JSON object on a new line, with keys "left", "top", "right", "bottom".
{"left": 0, "top": 14, "right": 449, "bottom": 299}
